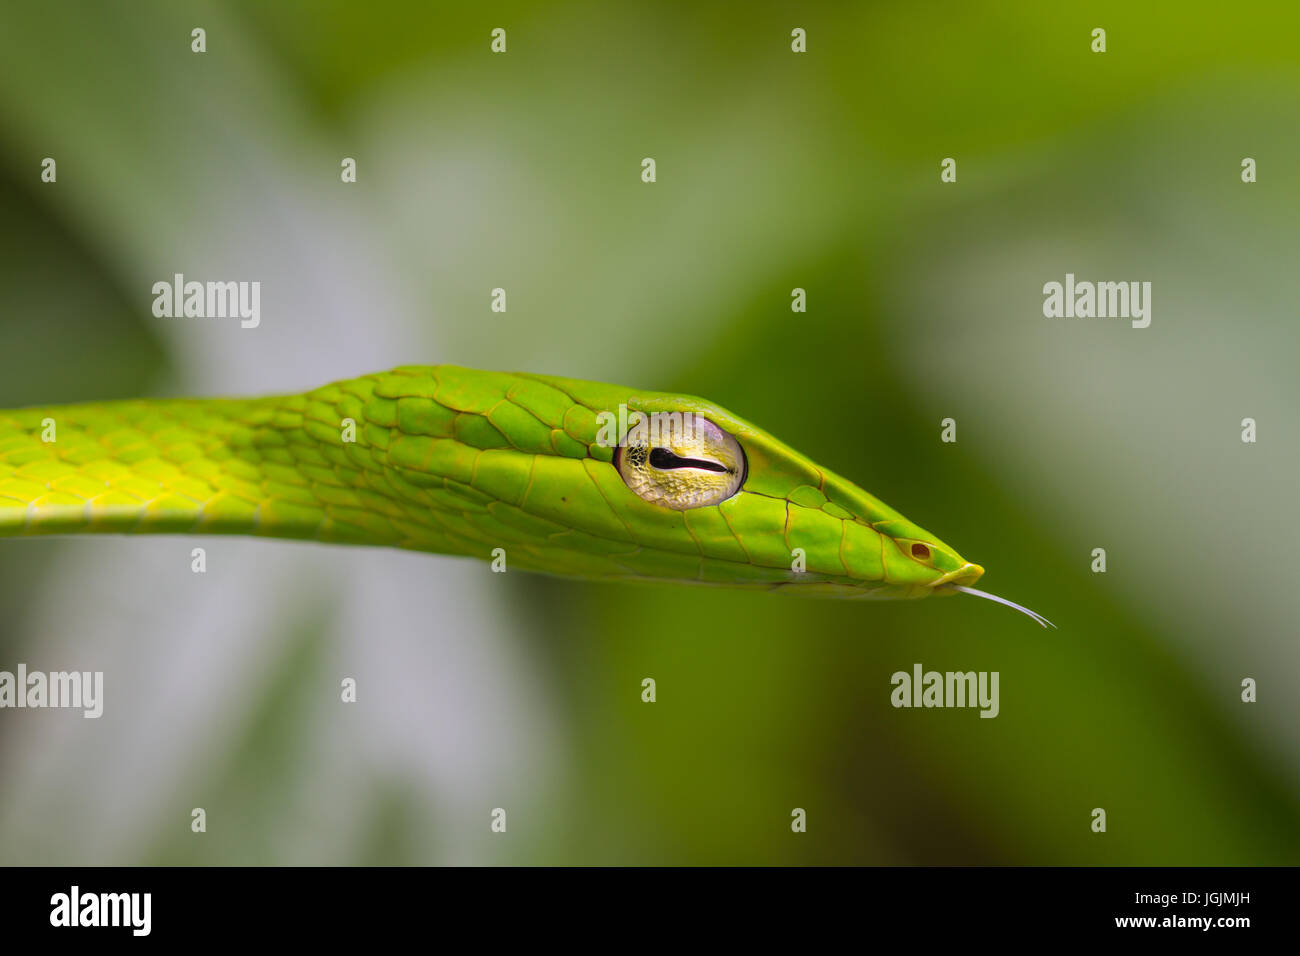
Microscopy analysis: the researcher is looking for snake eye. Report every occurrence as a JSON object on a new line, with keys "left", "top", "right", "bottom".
{"left": 615, "top": 413, "right": 746, "bottom": 510}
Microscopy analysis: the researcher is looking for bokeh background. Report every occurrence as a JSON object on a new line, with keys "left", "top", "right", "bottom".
{"left": 1, "top": 1, "right": 1298, "bottom": 864}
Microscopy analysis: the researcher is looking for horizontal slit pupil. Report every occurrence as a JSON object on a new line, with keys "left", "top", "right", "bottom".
{"left": 649, "top": 447, "right": 728, "bottom": 473}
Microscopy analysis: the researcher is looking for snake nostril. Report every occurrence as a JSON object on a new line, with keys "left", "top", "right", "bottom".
{"left": 911, "top": 543, "right": 931, "bottom": 560}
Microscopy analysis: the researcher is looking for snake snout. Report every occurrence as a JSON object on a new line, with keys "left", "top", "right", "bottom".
{"left": 933, "top": 562, "right": 985, "bottom": 588}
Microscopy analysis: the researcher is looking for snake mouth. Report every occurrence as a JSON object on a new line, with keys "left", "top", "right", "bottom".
{"left": 932, "top": 562, "right": 985, "bottom": 588}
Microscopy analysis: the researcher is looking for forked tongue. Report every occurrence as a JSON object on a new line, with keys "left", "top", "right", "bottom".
{"left": 945, "top": 584, "right": 1056, "bottom": 629}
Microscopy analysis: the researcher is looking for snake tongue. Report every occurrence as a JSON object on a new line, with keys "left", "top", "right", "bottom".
{"left": 944, "top": 584, "right": 1057, "bottom": 629}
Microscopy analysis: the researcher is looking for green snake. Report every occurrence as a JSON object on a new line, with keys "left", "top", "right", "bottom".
{"left": 0, "top": 365, "right": 1051, "bottom": 625}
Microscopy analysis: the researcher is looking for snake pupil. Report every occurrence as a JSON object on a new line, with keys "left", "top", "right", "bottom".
{"left": 648, "top": 447, "right": 729, "bottom": 473}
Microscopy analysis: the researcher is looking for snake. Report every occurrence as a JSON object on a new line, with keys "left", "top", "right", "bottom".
{"left": 0, "top": 365, "right": 1052, "bottom": 625}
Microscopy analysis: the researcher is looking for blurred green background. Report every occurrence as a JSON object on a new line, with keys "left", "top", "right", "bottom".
{"left": 1, "top": 1, "right": 1298, "bottom": 864}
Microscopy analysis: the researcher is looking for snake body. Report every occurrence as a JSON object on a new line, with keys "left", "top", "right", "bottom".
{"left": 0, "top": 365, "right": 988, "bottom": 602}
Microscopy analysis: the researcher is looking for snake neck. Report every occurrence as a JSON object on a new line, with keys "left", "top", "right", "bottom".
{"left": 0, "top": 377, "right": 429, "bottom": 548}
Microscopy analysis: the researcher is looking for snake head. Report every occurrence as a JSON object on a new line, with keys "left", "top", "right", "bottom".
{"left": 595, "top": 389, "right": 1050, "bottom": 624}
{"left": 373, "top": 367, "right": 1045, "bottom": 622}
